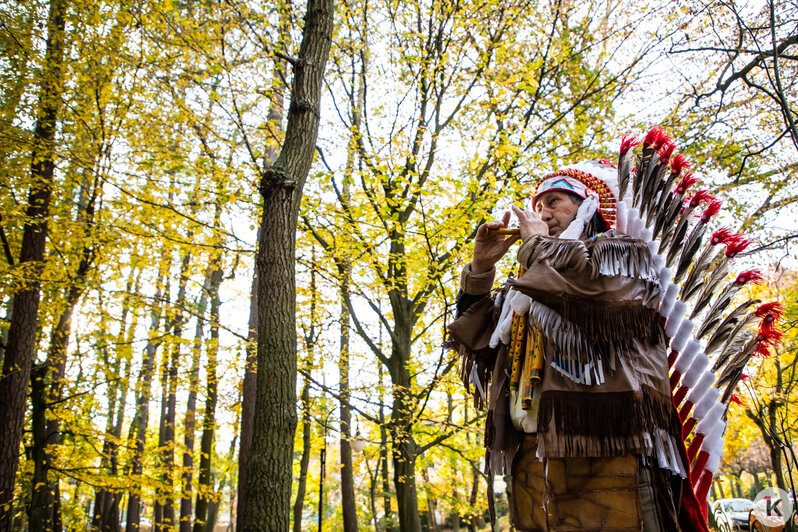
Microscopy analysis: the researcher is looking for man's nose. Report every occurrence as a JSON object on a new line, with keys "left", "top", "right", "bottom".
{"left": 539, "top": 208, "right": 552, "bottom": 221}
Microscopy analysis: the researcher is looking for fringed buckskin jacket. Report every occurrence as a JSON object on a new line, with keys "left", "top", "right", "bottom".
{"left": 448, "top": 231, "right": 700, "bottom": 531}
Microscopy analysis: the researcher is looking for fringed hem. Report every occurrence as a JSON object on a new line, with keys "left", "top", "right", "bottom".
{"left": 524, "top": 231, "right": 660, "bottom": 283}
{"left": 536, "top": 385, "right": 680, "bottom": 457}
{"left": 525, "top": 235, "right": 591, "bottom": 272}
{"left": 561, "top": 295, "right": 664, "bottom": 344}
{"left": 589, "top": 231, "right": 660, "bottom": 282}
{"left": 446, "top": 295, "right": 497, "bottom": 410}
{"left": 528, "top": 301, "right": 598, "bottom": 366}
{"left": 538, "top": 430, "right": 652, "bottom": 458}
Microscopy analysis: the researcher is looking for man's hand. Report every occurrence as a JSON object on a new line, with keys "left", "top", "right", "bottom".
{"left": 511, "top": 205, "right": 549, "bottom": 242}
{"left": 471, "top": 211, "right": 521, "bottom": 274}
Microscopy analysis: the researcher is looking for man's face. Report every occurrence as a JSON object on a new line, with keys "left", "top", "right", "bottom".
{"left": 533, "top": 190, "right": 581, "bottom": 237}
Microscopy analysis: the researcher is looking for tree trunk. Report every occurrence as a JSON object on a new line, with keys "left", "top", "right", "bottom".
{"left": 180, "top": 269, "right": 212, "bottom": 532}
{"left": 126, "top": 259, "right": 169, "bottom": 532}
{"left": 93, "top": 273, "right": 137, "bottom": 531}
{"left": 29, "top": 166, "right": 97, "bottom": 532}
{"left": 339, "top": 270, "right": 358, "bottom": 531}
{"left": 0, "top": 0, "right": 66, "bottom": 527}
{"left": 388, "top": 308, "right": 422, "bottom": 532}
{"left": 292, "top": 378, "right": 312, "bottom": 532}
{"left": 237, "top": 242, "right": 259, "bottom": 532}
{"left": 235, "top": 2, "right": 288, "bottom": 526}
{"left": 155, "top": 248, "right": 193, "bottom": 531}
{"left": 378, "top": 363, "right": 394, "bottom": 532}
{"left": 240, "top": 0, "right": 334, "bottom": 529}
{"left": 193, "top": 261, "right": 222, "bottom": 532}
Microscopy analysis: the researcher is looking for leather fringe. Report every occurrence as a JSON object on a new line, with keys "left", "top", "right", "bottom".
{"left": 526, "top": 235, "right": 590, "bottom": 273}
{"left": 537, "top": 385, "right": 681, "bottom": 444}
{"left": 523, "top": 231, "right": 660, "bottom": 283}
{"left": 561, "top": 296, "right": 664, "bottom": 344}
{"left": 528, "top": 301, "right": 597, "bottom": 365}
{"left": 445, "top": 295, "right": 497, "bottom": 410}
{"left": 589, "top": 234, "right": 660, "bottom": 282}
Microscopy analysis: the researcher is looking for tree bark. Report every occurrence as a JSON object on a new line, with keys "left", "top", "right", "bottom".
{"left": 93, "top": 273, "right": 137, "bottom": 532}
{"left": 29, "top": 163, "right": 97, "bottom": 532}
{"left": 179, "top": 269, "right": 212, "bottom": 532}
{"left": 339, "top": 268, "right": 358, "bottom": 532}
{"left": 292, "top": 378, "right": 312, "bottom": 532}
{"left": 0, "top": 0, "right": 66, "bottom": 527}
{"left": 155, "top": 246, "right": 193, "bottom": 531}
{"left": 193, "top": 260, "right": 222, "bottom": 532}
{"left": 126, "top": 258, "right": 169, "bottom": 532}
{"left": 236, "top": 2, "right": 288, "bottom": 526}
{"left": 240, "top": 0, "right": 334, "bottom": 529}
{"left": 378, "top": 363, "right": 394, "bottom": 532}
{"left": 388, "top": 292, "right": 422, "bottom": 532}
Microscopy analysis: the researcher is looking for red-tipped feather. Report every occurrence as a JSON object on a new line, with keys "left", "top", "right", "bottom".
{"left": 689, "top": 190, "right": 715, "bottom": 208}
{"left": 730, "top": 394, "right": 745, "bottom": 406}
{"left": 654, "top": 131, "right": 672, "bottom": 150}
{"left": 724, "top": 234, "right": 752, "bottom": 257}
{"left": 734, "top": 269, "right": 763, "bottom": 285}
{"left": 753, "top": 302, "right": 785, "bottom": 357}
{"left": 670, "top": 154, "right": 691, "bottom": 176}
{"left": 659, "top": 142, "right": 676, "bottom": 164}
{"left": 700, "top": 199, "right": 723, "bottom": 222}
{"left": 710, "top": 227, "right": 734, "bottom": 245}
{"left": 675, "top": 172, "right": 698, "bottom": 194}
{"left": 620, "top": 135, "right": 640, "bottom": 155}
{"left": 756, "top": 301, "right": 785, "bottom": 321}
{"left": 643, "top": 128, "right": 661, "bottom": 147}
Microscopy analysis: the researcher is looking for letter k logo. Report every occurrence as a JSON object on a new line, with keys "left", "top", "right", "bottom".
{"left": 766, "top": 497, "right": 783, "bottom": 517}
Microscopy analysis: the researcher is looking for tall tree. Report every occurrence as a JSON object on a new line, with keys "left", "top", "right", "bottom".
{"left": 240, "top": 0, "right": 334, "bottom": 529}
{"left": 236, "top": 1, "right": 290, "bottom": 526}
{"left": 0, "top": 0, "right": 67, "bottom": 527}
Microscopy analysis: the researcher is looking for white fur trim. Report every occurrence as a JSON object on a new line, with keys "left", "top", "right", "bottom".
{"left": 560, "top": 192, "right": 599, "bottom": 239}
{"left": 682, "top": 354, "right": 709, "bottom": 388}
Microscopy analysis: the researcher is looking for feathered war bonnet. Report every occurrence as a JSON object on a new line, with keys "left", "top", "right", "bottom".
{"left": 532, "top": 160, "right": 619, "bottom": 239}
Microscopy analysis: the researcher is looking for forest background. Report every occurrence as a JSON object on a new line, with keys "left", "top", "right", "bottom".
{"left": 0, "top": 0, "right": 797, "bottom": 530}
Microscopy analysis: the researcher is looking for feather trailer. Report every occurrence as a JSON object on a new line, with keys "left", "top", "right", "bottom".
{"left": 646, "top": 145, "right": 682, "bottom": 227}
{"left": 654, "top": 153, "right": 691, "bottom": 221}
{"left": 690, "top": 233, "right": 752, "bottom": 314}
{"left": 640, "top": 135, "right": 673, "bottom": 218}
{"left": 700, "top": 298, "right": 760, "bottom": 350}
{"left": 693, "top": 269, "right": 763, "bottom": 327}
{"left": 632, "top": 128, "right": 662, "bottom": 209}
{"left": 713, "top": 328, "right": 753, "bottom": 375}
{"left": 674, "top": 199, "right": 723, "bottom": 287}
{"left": 617, "top": 135, "right": 640, "bottom": 201}
{"left": 717, "top": 302, "right": 784, "bottom": 403}
{"left": 664, "top": 190, "right": 715, "bottom": 267}
{"left": 680, "top": 227, "right": 734, "bottom": 302}
{"left": 656, "top": 171, "right": 699, "bottom": 243}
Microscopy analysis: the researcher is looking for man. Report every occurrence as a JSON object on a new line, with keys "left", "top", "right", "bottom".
{"left": 448, "top": 161, "right": 685, "bottom": 531}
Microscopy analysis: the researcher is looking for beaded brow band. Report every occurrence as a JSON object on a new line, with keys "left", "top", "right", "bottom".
{"left": 540, "top": 169, "right": 617, "bottom": 226}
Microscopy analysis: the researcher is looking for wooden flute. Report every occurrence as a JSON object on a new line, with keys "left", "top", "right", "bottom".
{"left": 486, "top": 227, "right": 521, "bottom": 235}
